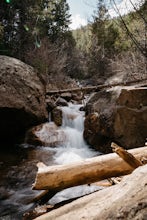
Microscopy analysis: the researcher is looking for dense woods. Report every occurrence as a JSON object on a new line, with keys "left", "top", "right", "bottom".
{"left": 0, "top": 0, "right": 147, "bottom": 85}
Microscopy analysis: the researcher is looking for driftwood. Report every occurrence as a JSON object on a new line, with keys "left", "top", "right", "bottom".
{"left": 32, "top": 146, "right": 147, "bottom": 191}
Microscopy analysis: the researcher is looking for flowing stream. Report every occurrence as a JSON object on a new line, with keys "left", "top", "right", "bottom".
{"left": 52, "top": 103, "right": 98, "bottom": 164}
{"left": 0, "top": 102, "right": 101, "bottom": 219}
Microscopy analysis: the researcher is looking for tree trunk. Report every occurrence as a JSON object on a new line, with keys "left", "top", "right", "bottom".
{"left": 33, "top": 146, "right": 147, "bottom": 191}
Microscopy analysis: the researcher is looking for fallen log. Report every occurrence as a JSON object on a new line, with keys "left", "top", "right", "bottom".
{"left": 32, "top": 146, "right": 147, "bottom": 191}
{"left": 46, "top": 77, "right": 147, "bottom": 95}
{"left": 33, "top": 164, "right": 147, "bottom": 220}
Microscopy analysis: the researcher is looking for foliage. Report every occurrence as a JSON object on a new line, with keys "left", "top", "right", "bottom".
{"left": 0, "top": 0, "right": 71, "bottom": 59}
{"left": 73, "top": 25, "right": 92, "bottom": 53}
{"left": 42, "top": 0, "right": 71, "bottom": 42}
{"left": 0, "top": 0, "right": 40, "bottom": 57}
{"left": 111, "top": 0, "right": 147, "bottom": 58}
{"left": 86, "top": 0, "right": 121, "bottom": 80}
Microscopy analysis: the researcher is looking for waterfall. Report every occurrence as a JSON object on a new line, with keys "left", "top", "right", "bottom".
{"left": 52, "top": 103, "right": 98, "bottom": 165}
{"left": 48, "top": 103, "right": 102, "bottom": 205}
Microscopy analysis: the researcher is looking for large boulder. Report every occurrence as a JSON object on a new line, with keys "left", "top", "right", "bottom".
{"left": 0, "top": 55, "right": 48, "bottom": 145}
{"left": 26, "top": 122, "right": 66, "bottom": 147}
{"left": 84, "top": 86, "right": 147, "bottom": 153}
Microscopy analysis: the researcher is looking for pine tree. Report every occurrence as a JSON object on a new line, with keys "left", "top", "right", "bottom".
{"left": 43, "top": 0, "right": 71, "bottom": 42}
{"left": 0, "top": 0, "right": 43, "bottom": 58}
{"left": 87, "top": 0, "right": 119, "bottom": 79}
{"left": 0, "top": 0, "right": 71, "bottom": 58}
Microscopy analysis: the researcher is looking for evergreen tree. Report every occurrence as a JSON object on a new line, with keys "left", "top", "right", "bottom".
{"left": 42, "top": 0, "right": 71, "bottom": 42}
{"left": 0, "top": 0, "right": 71, "bottom": 58}
{"left": 0, "top": 0, "right": 43, "bottom": 58}
{"left": 87, "top": 0, "right": 119, "bottom": 79}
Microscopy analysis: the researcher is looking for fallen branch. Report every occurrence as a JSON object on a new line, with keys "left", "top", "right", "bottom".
{"left": 32, "top": 146, "right": 147, "bottom": 191}
{"left": 30, "top": 190, "right": 57, "bottom": 205}
{"left": 111, "top": 142, "right": 142, "bottom": 168}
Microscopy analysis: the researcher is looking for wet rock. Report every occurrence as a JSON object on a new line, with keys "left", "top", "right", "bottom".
{"left": 0, "top": 55, "right": 48, "bottom": 145}
{"left": 56, "top": 97, "right": 68, "bottom": 107}
{"left": 26, "top": 122, "right": 66, "bottom": 147}
{"left": 46, "top": 98, "right": 57, "bottom": 112}
{"left": 51, "top": 108, "right": 63, "bottom": 126}
{"left": 84, "top": 113, "right": 112, "bottom": 153}
{"left": 79, "top": 106, "right": 85, "bottom": 111}
{"left": 72, "top": 92, "right": 83, "bottom": 102}
{"left": 84, "top": 86, "right": 147, "bottom": 153}
{"left": 61, "top": 92, "right": 72, "bottom": 102}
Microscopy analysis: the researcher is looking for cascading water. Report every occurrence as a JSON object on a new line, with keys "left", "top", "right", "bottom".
{"left": 52, "top": 103, "right": 98, "bottom": 165}
{"left": 47, "top": 103, "right": 102, "bottom": 205}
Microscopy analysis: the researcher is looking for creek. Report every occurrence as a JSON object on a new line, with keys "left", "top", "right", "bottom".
{"left": 0, "top": 102, "right": 101, "bottom": 219}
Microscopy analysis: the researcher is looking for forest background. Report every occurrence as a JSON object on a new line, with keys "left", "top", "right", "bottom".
{"left": 0, "top": 0, "right": 147, "bottom": 89}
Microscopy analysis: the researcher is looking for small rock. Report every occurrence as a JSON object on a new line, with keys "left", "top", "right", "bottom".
{"left": 72, "top": 92, "right": 83, "bottom": 102}
{"left": 56, "top": 97, "right": 68, "bottom": 107}
{"left": 61, "top": 92, "right": 72, "bottom": 102}
{"left": 51, "top": 107, "right": 62, "bottom": 126}
{"left": 46, "top": 99, "right": 57, "bottom": 112}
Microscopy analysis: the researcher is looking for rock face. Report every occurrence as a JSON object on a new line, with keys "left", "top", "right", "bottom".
{"left": 0, "top": 55, "right": 48, "bottom": 145}
{"left": 84, "top": 86, "right": 147, "bottom": 153}
{"left": 35, "top": 164, "right": 147, "bottom": 220}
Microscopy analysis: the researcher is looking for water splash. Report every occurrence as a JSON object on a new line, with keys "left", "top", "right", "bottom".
{"left": 52, "top": 103, "right": 98, "bottom": 165}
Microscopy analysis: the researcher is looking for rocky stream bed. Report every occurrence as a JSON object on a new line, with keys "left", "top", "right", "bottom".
{"left": 0, "top": 55, "right": 147, "bottom": 219}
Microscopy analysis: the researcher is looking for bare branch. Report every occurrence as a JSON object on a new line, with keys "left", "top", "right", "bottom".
{"left": 111, "top": 0, "right": 146, "bottom": 57}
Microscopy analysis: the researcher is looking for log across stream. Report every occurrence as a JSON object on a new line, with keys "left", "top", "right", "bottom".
{"left": 0, "top": 102, "right": 101, "bottom": 219}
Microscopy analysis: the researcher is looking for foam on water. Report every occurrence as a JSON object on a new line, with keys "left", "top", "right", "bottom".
{"left": 52, "top": 103, "right": 98, "bottom": 165}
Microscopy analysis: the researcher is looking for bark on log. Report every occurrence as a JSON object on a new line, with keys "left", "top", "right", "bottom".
{"left": 111, "top": 142, "right": 142, "bottom": 168}
{"left": 33, "top": 146, "right": 147, "bottom": 191}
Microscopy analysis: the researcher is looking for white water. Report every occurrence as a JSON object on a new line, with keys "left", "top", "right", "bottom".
{"left": 52, "top": 103, "right": 98, "bottom": 165}
{"left": 48, "top": 103, "right": 102, "bottom": 205}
